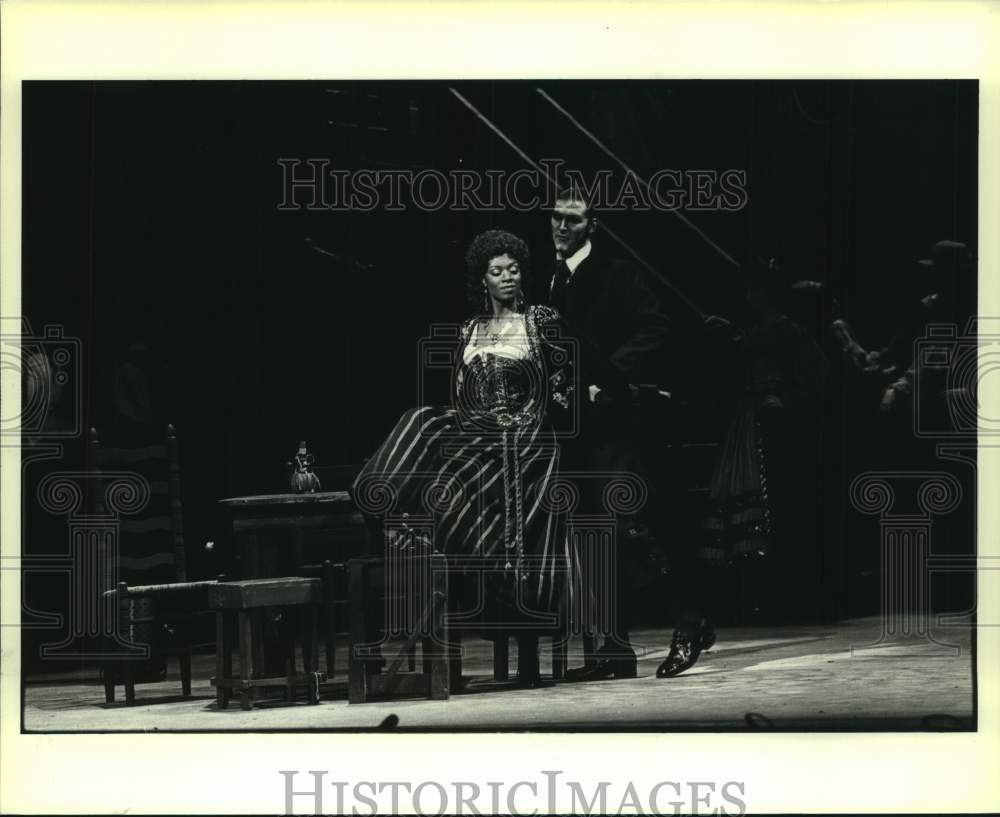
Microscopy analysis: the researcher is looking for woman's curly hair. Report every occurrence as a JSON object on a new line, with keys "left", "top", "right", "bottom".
{"left": 464, "top": 229, "right": 532, "bottom": 313}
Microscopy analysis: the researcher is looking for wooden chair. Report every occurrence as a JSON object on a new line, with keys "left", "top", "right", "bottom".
{"left": 449, "top": 563, "right": 575, "bottom": 684}
{"left": 346, "top": 550, "right": 581, "bottom": 701}
{"left": 347, "top": 554, "right": 450, "bottom": 703}
{"left": 489, "top": 600, "right": 572, "bottom": 681}
{"left": 94, "top": 424, "right": 218, "bottom": 705}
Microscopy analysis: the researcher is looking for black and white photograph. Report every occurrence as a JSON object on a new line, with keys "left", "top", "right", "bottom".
{"left": 3, "top": 3, "right": 999, "bottom": 815}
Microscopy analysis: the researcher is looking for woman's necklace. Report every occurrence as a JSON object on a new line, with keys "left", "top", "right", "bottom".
{"left": 485, "top": 315, "right": 516, "bottom": 345}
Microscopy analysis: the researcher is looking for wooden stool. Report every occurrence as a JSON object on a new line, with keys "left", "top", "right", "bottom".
{"left": 209, "top": 578, "right": 327, "bottom": 710}
{"left": 348, "top": 554, "right": 449, "bottom": 704}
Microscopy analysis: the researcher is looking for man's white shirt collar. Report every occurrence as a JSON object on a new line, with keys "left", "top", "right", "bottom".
{"left": 560, "top": 239, "right": 592, "bottom": 275}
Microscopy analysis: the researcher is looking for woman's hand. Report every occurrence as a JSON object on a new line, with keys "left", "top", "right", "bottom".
{"left": 757, "top": 394, "right": 785, "bottom": 412}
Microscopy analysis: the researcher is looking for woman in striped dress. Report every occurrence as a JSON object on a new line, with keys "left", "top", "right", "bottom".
{"left": 352, "top": 229, "right": 575, "bottom": 687}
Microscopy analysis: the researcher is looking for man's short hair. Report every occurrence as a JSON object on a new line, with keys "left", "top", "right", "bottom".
{"left": 554, "top": 183, "right": 595, "bottom": 219}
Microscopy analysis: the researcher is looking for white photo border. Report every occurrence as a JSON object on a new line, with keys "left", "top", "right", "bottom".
{"left": 2, "top": 1, "right": 999, "bottom": 814}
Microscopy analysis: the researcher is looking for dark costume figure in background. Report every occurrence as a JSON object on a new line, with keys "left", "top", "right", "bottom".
{"left": 873, "top": 240, "right": 975, "bottom": 425}
{"left": 701, "top": 260, "right": 827, "bottom": 623}
{"left": 109, "top": 317, "right": 173, "bottom": 446}
{"left": 353, "top": 229, "right": 574, "bottom": 687}
{"left": 864, "top": 240, "right": 977, "bottom": 614}
{"left": 784, "top": 279, "right": 879, "bottom": 621}
{"left": 786, "top": 280, "right": 870, "bottom": 375}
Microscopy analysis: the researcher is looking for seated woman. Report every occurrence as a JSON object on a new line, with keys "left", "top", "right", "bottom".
{"left": 352, "top": 229, "right": 575, "bottom": 688}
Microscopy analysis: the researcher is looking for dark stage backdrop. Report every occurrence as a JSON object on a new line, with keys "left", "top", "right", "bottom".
{"left": 21, "top": 80, "right": 978, "bottom": 616}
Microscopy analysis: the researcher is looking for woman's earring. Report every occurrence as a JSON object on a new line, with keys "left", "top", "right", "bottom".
{"left": 483, "top": 285, "right": 490, "bottom": 313}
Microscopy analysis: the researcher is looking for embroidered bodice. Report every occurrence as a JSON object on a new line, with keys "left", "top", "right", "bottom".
{"left": 456, "top": 306, "right": 563, "bottom": 429}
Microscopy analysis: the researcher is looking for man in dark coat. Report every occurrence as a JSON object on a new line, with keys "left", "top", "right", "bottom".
{"left": 548, "top": 195, "right": 671, "bottom": 397}
{"left": 544, "top": 185, "right": 712, "bottom": 680}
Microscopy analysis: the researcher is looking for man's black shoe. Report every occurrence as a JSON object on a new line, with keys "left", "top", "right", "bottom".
{"left": 564, "top": 645, "right": 638, "bottom": 682}
{"left": 656, "top": 623, "right": 715, "bottom": 678}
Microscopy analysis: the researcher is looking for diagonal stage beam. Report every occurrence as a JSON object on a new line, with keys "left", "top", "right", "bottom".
{"left": 448, "top": 86, "right": 708, "bottom": 320}
{"left": 535, "top": 87, "right": 740, "bottom": 271}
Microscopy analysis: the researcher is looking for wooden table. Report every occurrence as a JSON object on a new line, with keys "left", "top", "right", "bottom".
{"left": 218, "top": 491, "right": 369, "bottom": 579}
{"left": 217, "top": 491, "right": 369, "bottom": 684}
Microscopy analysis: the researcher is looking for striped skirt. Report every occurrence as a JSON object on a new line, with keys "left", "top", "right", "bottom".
{"left": 352, "top": 406, "right": 570, "bottom": 627}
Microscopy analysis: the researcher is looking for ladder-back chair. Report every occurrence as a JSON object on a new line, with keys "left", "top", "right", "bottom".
{"left": 94, "top": 424, "right": 219, "bottom": 705}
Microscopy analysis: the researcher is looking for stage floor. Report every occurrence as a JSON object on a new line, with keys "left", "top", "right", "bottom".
{"left": 22, "top": 616, "right": 974, "bottom": 732}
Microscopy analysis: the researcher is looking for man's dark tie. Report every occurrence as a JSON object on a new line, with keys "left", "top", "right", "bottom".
{"left": 550, "top": 260, "right": 571, "bottom": 312}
